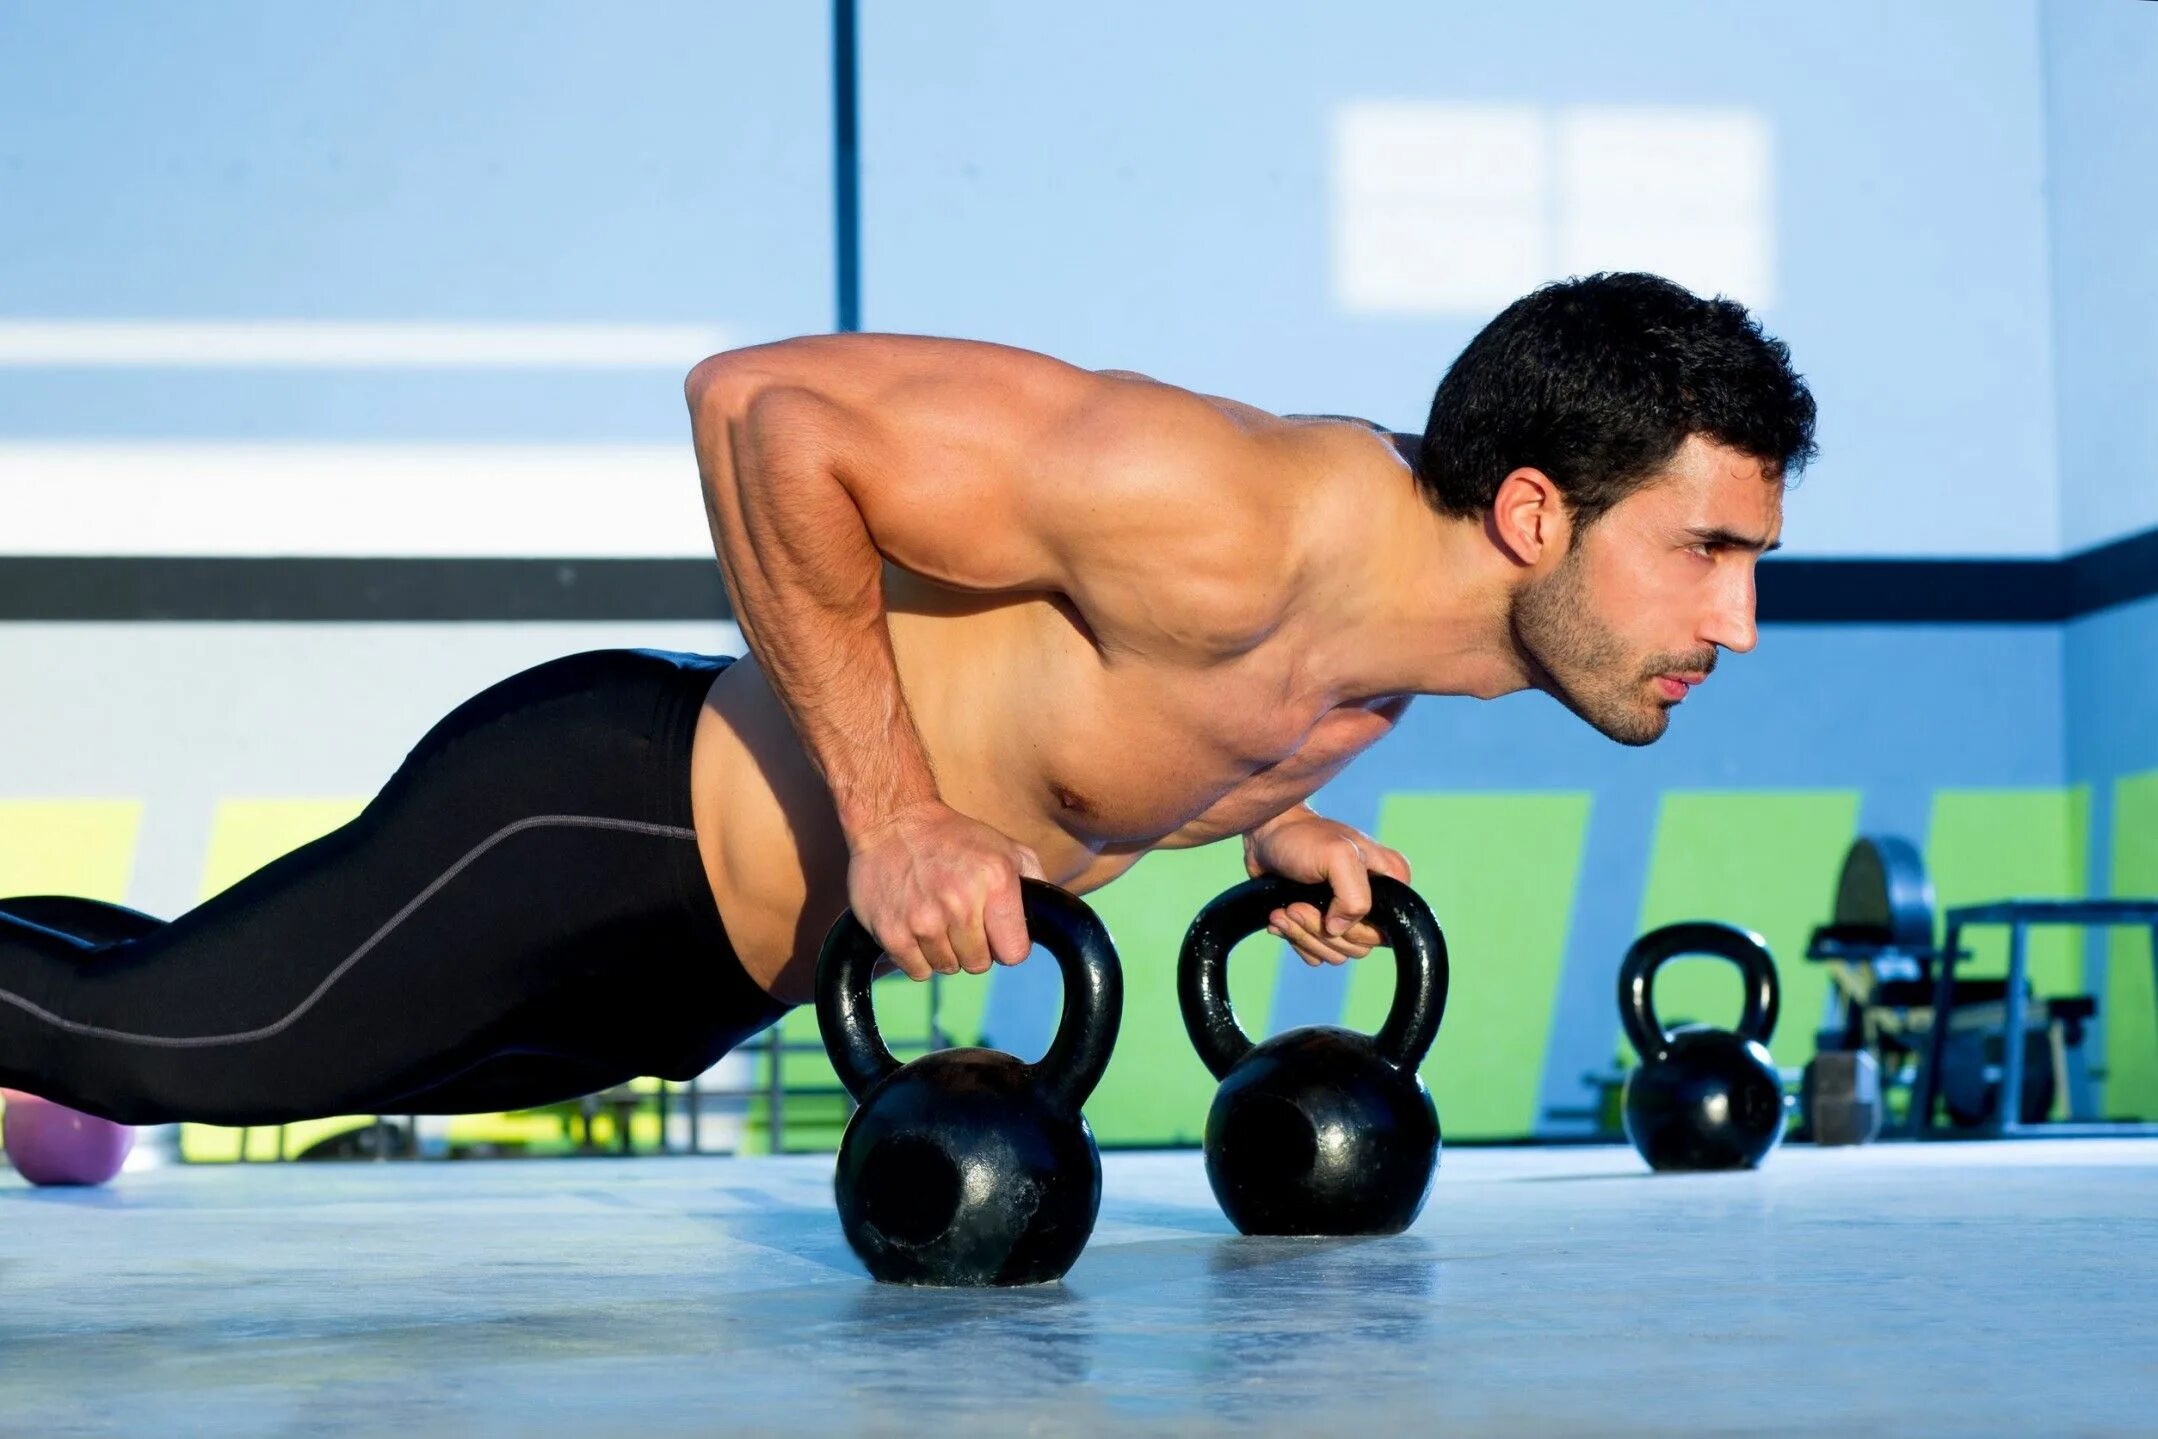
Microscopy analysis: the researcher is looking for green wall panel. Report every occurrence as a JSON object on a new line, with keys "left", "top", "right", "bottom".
{"left": 1631, "top": 791, "right": 1861, "bottom": 1068}
{"left": 1083, "top": 840, "right": 1262, "bottom": 1146}
{"left": 1927, "top": 788, "right": 2091, "bottom": 999}
{"left": 1342, "top": 792, "right": 1591, "bottom": 1140}
{"left": 199, "top": 798, "right": 367, "bottom": 899}
{"left": 2104, "top": 770, "right": 2158, "bottom": 1119}
{"left": 0, "top": 799, "right": 142, "bottom": 901}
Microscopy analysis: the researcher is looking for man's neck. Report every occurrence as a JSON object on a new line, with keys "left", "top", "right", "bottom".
{"left": 1289, "top": 446, "right": 1538, "bottom": 705}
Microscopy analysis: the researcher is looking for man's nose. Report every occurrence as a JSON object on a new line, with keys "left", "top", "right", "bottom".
{"left": 1702, "top": 571, "right": 1759, "bottom": 655}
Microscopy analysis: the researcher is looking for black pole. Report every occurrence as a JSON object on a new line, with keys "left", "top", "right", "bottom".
{"left": 833, "top": 0, "right": 860, "bottom": 333}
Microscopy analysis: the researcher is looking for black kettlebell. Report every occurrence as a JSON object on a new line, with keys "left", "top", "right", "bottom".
{"left": 816, "top": 879, "right": 1123, "bottom": 1286}
{"left": 1618, "top": 921, "right": 1787, "bottom": 1172}
{"left": 1180, "top": 874, "right": 1449, "bottom": 1236}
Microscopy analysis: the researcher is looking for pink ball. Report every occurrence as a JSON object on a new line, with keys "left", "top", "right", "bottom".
{"left": 2, "top": 1089, "right": 134, "bottom": 1187}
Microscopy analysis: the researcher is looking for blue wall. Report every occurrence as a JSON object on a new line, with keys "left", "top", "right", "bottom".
{"left": 861, "top": 0, "right": 2062, "bottom": 558}
{"left": 2042, "top": 0, "right": 2158, "bottom": 1093}
{"left": 2064, "top": 591, "right": 2158, "bottom": 1107}
{"left": 2043, "top": 0, "right": 2158, "bottom": 552}
{"left": 2068, "top": 596, "right": 2158, "bottom": 788}
{"left": 8, "top": 1, "right": 2148, "bottom": 560}
{"left": 0, "top": 2, "right": 835, "bottom": 444}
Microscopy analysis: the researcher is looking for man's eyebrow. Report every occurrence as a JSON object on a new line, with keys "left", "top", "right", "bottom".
{"left": 1686, "top": 525, "right": 1782, "bottom": 554}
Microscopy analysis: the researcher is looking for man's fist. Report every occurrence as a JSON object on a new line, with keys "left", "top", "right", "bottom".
{"left": 847, "top": 802, "right": 1048, "bottom": 980}
{"left": 1243, "top": 810, "right": 1411, "bottom": 966}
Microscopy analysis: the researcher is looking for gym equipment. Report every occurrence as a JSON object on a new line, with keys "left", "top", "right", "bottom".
{"left": 1915, "top": 899, "right": 2158, "bottom": 1136}
{"left": 1938, "top": 1026, "right": 2054, "bottom": 1129}
{"left": 1799, "top": 1050, "right": 1882, "bottom": 1146}
{"left": 1619, "top": 922, "right": 1786, "bottom": 1171}
{"left": 1807, "top": 834, "right": 2147, "bottom": 1137}
{"left": 1820, "top": 835, "right": 1935, "bottom": 954}
{"left": 2, "top": 1090, "right": 134, "bottom": 1186}
{"left": 816, "top": 880, "right": 1122, "bottom": 1286}
{"left": 1179, "top": 874, "right": 1447, "bottom": 1236}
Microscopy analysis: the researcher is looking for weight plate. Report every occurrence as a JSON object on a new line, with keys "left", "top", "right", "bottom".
{"left": 1832, "top": 835, "right": 1935, "bottom": 950}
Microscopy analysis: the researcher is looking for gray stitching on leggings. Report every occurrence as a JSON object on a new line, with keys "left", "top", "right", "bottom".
{"left": 0, "top": 814, "right": 699, "bottom": 1048}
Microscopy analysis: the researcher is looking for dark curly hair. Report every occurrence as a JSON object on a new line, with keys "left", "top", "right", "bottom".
{"left": 1416, "top": 272, "right": 1817, "bottom": 529}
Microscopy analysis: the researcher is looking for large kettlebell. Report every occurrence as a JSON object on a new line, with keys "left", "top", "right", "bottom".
{"left": 1618, "top": 922, "right": 1786, "bottom": 1171}
{"left": 817, "top": 879, "right": 1122, "bottom": 1286}
{"left": 1180, "top": 874, "right": 1449, "bottom": 1236}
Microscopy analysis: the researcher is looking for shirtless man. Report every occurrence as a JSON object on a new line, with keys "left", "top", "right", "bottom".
{"left": 0, "top": 272, "right": 1814, "bottom": 1130}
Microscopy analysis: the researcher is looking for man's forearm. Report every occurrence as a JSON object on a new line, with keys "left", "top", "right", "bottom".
{"left": 687, "top": 367, "right": 940, "bottom": 839}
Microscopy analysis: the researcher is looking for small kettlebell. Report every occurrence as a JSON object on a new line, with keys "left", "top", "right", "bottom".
{"left": 1618, "top": 921, "right": 1787, "bottom": 1171}
{"left": 1180, "top": 874, "right": 1449, "bottom": 1236}
{"left": 817, "top": 879, "right": 1123, "bottom": 1286}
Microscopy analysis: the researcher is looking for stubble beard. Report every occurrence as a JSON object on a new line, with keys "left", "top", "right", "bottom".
{"left": 1511, "top": 550, "right": 1713, "bottom": 748}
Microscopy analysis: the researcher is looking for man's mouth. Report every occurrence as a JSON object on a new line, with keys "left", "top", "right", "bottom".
{"left": 1653, "top": 673, "right": 1706, "bottom": 702}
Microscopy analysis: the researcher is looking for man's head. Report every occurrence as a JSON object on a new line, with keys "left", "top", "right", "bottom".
{"left": 1417, "top": 273, "right": 1817, "bottom": 744}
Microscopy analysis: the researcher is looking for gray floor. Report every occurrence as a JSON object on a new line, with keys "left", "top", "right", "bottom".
{"left": 3, "top": 1141, "right": 2154, "bottom": 1437}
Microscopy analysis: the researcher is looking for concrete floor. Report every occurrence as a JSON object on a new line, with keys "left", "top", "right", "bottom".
{"left": 3, "top": 1141, "right": 2154, "bottom": 1437}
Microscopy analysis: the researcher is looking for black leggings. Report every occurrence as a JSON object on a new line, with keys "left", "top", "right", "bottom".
{"left": 0, "top": 648, "right": 788, "bottom": 1126}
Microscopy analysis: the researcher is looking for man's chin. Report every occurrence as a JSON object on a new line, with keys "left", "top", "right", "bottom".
{"left": 1586, "top": 702, "right": 1672, "bottom": 748}
{"left": 1542, "top": 681, "right": 1672, "bottom": 747}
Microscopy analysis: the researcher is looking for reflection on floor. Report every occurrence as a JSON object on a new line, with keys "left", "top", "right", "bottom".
{"left": 4, "top": 1142, "right": 2153, "bottom": 1436}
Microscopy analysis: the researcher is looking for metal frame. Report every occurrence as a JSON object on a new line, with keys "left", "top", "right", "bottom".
{"left": 1908, "top": 900, "right": 2158, "bottom": 1138}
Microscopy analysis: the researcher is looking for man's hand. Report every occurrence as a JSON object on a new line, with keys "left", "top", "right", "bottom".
{"left": 1243, "top": 808, "right": 1412, "bottom": 966}
{"left": 848, "top": 802, "right": 1048, "bottom": 981}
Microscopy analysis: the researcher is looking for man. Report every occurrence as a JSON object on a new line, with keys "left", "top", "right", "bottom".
{"left": 0, "top": 272, "right": 1814, "bottom": 1129}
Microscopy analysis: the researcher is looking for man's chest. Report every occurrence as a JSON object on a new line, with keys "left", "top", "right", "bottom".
{"left": 1024, "top": 668, "right": 1399, "bottom": 847}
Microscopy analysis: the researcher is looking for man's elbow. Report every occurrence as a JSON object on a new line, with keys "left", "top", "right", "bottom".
{"left": 684, "top": 352, "right": 751, "bottom": 418}
{"left": 686, "top": 340, "right": 821, "bottom": 426}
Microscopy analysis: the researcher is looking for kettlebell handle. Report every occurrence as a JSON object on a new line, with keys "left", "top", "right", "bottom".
{"left": 1617, "top": 920, "right": 1781, "bottom": 1064}
{"left": 815, "top": 879, "right": 1124, "bottom": 1112}
{"left": 1178, "top": 874, "right": 1449, "bottom": 1080}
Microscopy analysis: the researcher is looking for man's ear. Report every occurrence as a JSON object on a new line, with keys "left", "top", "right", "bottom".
{"left": 1488, "top": 468, "right": 1569, "bottom": 568}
